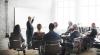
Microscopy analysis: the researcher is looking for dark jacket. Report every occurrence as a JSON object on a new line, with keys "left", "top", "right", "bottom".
{"left": 88, "top": 28, "right": 97, "bottom": 39}
{"left": 69, "top": 30, "right": 80, "bottom": 42}
{"left": 26, "top": 20, "right": 34, "bottom": 37}
{"left": 33, "top": 32, "right": 45, "bottom": 40}
{"left": 9, "top": 32, "right": 25, "bottom": 43}
{"left": 44, "top": 31, "right": 61, "bottom": 42}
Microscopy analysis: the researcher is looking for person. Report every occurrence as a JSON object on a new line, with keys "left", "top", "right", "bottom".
{"left": 32, "top": 24, "right": 45, "bottom": 49}
{"left": 69, "top": 24, "right": 80, "bottom": 42}
{"left": 87, "top": 23, "right": 97, "bottom": 43}
{"left": 43, "top": 23, "right": 61, "bottom": 55}
{"left": 62, "top": 21, "right": 73, "bottom": 35}
{"left": 44, "top": 23, "right": 61, "bottom": 41}
{"left": 26, "top": 16, "right": 34, "bottom": 49}
{"left": 67, "top": 21, "right": 73, "bottom": 30}
{"left": 33, "top": 24, "right": 45, "bottom": 40}
{"left": 60, "top": 24, "right": 80, "bottom": 55}
{"left": 9, "top": 25, "right": 25, "bottom": 44}
{"left": 9, "top": 25, "right": 26, "bottom": 55}
{"left": 53, "top": 22, "right": 60, "bottom": 34}
{"left": 54, "top": 22, "right": 58, "bottom": 29}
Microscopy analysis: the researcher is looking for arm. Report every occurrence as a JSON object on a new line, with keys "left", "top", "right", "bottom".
{"left": 31, "top": 17, "right": 35, "bottom": 23}
{"left": 31, "top": 18, "right": 34, "bottom": 23}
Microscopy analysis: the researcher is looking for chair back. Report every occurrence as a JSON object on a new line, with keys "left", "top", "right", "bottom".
{"left": 45, "top": 40, "right": 61, "bottom": 55}
{"left": 9, "top": 33, "right": 21, "bottom": 49}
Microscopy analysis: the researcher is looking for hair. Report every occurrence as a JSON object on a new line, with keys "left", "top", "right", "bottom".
{"left": 54, "top": 22, "right": 58, "bottom": 28}
{"left": 68, "top": 21, "right": 73, "bottom": 26}
{"left": 28, "top": 16, "right": 31, "bottom": 19}
{"left": 92, "top": 23, "right": 96, "bottom": 28}
{"left": 73, "top": 24, "right": 78, "bottom": 30}
{"left": 92, "top": 23, "right": 95, "bottom": 26}
{"left": 49, "top": 23, "right": 55, "bottom": 31}
{"left": 37, "top": 24, "right": 42, "bottom": 31}
{"left": 13, "top": 24, "right": 21, "bottom": 34}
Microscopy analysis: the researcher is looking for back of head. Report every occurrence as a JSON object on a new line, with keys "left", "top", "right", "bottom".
{"left": 92, "top": 23, "right": 96, "bottom": 29}
{"left": 49, "top": 23, "right": 55, "bottom": 31}
{"left": 37, "top": 24, "right": 42, "bottom": 31}
{"left": 53, "top": 22, "right": 58, "bottom": 28}
{"left": 73, "top": 24, "right": 78, "bottom": 30}
{"left": 13, "top": 24, "right": 21, "bottom": 34}
{"left": 28, "top": 16, "right": 31, "bottom": 21}
{"left": 68, "top": 21, "right": 73, "bottom": 26}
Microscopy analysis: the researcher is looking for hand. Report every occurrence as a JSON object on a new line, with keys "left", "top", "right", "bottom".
{"left": 32, "top": 16, "right": 35, "bottom": 22}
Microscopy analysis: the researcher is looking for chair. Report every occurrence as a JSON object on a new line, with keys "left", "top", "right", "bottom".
{"left": 44, "top": 40, "right": 61, "bottom": 55}
{"left": 8, "top": 33, "right": 26, "bottom": 55}
{"left": 32, "top": 32, "right": 45, "bottom": 55}
{"left": 32, "top": 32, "right": 45, "bottom": 49}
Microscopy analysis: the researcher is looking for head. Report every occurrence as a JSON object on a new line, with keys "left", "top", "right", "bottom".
{"left": 37, "top": 24, "right": 42, "bottom": 31}
{"left": 54, "top": 22, "right": 58, "bottom": 28}
{"left": 73, "top": 24, "right": 78, "bottom": 30}
{"left": 49, "top": 23, "right": 55, "bottom": 31}
{"left": 28, "top": 16, "right": 31, "bottom": 22}
{"left": 91, "top": 23, "right": 96, "bottom": 28}
{"left": 13, "top": 24, "right": 21, "bottom": 34}
{"left": 68, "top": 21, "right": 73, "bottom": 26}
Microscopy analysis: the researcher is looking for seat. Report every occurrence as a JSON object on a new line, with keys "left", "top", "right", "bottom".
{"left": 44, "top": 40, "right": 61, "bottom": 55}
{"left": 32, "top": 32, "right": 45, "bottom": 49}
{"left": 8, "top": 33, "right": 26, "bottom": 55}
{"left": 32, "top": 32, "right": 45, "bottom": 55}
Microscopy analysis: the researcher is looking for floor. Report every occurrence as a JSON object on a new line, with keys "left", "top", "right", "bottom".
{"left": 0, "top": 48, "right": 99, "bottom": 55}
{"left": 0, "top": 37, "right": 100, "bottom": 55}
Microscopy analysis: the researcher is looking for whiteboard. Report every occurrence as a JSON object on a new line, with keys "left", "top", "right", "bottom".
{"left": 15, "top": 7, "right": 51, "bottom": 40}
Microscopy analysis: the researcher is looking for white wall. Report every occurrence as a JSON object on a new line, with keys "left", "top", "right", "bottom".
{"left": 0, "top": 0, "right": 6, "bottom": 37}
{"left": 8, "top": 0, "right": 53, "bottom": 34}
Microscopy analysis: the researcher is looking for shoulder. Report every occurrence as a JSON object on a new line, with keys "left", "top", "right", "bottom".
{"left": 10, "top": 32, "right": 16, "bottom": 36}
{"left": 44, "top": 32, "right": 49, "bottom": 37}
{"left": 27, "top": 21, "right": 30, "bottom": 24}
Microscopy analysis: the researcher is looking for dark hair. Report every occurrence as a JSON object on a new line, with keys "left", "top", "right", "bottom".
{"left": 37, "top": 24, "right": 42, "bottom": 31}
{"left": 49, "top": 23, "right": 55, "bottom": 31}
{"left": 13, "top": 24, "right": 21, "bottom": 34}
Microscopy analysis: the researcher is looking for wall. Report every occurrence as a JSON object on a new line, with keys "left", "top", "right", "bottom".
{"left": 0, "top": 0, "right": 9, "bottom": 50}
{"left": 0, "top": 0, "right": 54, "bottom": 50}
{"left": 8, "top": 0, "right": 53, "bottom": 34}
{"left": 0, "top": 0, "right": 6, "bottom": 37}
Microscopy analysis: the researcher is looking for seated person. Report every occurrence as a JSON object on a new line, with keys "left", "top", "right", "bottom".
{"left": 43, "top": 23, "right": 61, "bottom": 55}
{"left": 9, "top": 25, "right": 25, "bottom": 55}
{"left": 62, "top": 21, "right": 73, "bottom": 35}
{"left": 43, "top": 23, "right": 61, "bottom": 42}
{"left": 69, "top": 24, "right": 80, "bottom": 42}
{"left": 87, "top": 23, "right": 97, "bottom": 42}
{"left": 9, "top": 25, "right": 25, "bottom": 46}
{"left": 60, "top": 24, "right": 80, "bottom": 55}
{"left": 32, "top": 24, "right": 45, "bottom": 49}
{"left": 33, "top": 24, "right": 45, "bottom": 40}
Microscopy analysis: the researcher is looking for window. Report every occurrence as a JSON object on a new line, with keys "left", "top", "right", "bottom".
{"left": 55, "top": 0, "right": 100, "bottom": 32}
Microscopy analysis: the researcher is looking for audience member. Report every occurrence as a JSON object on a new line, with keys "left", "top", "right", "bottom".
{"left": 87, "top": 23, "right": 97, "bottom": 42}
{"left": 69, "top": 24, "right": 80, "bottom": 42}
{"left": 54, "top": 22, "right": 60, "bottom": 34}
{"left": 33, "top": 24, "right": 45, "bottom": 40}
{"left": 9, "top": 24, "right": 25, "bottom": 44}
{"left": 44, "top": 23, "right": 61, "bottom": 42}
{"left": 63, "top": 21, "right": 73, "bottom": 35}
{"left": 32, "top": 24, "right": 45, "bottom": 49}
